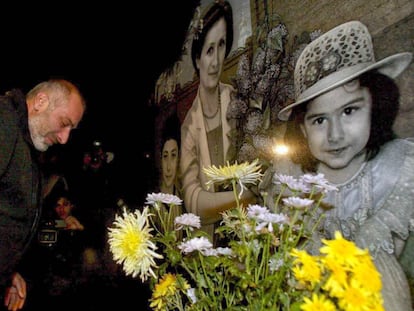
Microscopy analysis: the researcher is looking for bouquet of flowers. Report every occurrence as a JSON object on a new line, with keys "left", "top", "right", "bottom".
{"left": 107, "top": 160, "right": 384, "bottom": 310}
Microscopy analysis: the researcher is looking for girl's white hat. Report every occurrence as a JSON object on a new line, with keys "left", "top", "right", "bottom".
{"left": 278, "top": 20, "right": 412, "bottom": 121}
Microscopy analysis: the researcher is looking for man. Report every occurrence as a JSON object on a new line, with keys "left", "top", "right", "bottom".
{"left": 0, "top": 79, "right": 86, "bottom": 310}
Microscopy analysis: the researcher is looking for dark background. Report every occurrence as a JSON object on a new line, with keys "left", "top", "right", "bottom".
{"left": 0, "top": 3, "right": 201, "bottom": 309}
{"left": 0, "top": 1, "right": 200, "bottom": 203}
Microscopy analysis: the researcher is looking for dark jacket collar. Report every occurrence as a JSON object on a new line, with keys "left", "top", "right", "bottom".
{"left": 5, "top": 89, "right": 34, "bottom": 147}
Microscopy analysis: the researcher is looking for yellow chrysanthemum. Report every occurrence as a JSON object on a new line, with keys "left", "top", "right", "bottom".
{"left": 108, "top": 207, "right": 162, "bottom": 282}
{"left": 149, "top": 295, "right": 164, "bottom": 311}
{"left": 368, "top": 293, "right": 385, "bottom": 311}
{"left": 300, "top": 293, "right": 336, "bottom": 311}
{"left": 152, "top": 273, "right": 178, "bottom": 299}
{"left": 291, "top": 249, "right": 321, "bottom": 287}
{"left": 351, "top": 257, "right": 382, "bottom": 293}
{"left": 320, "top": 231, "right": 366, "bottom": 267}
{"left": 337, "top": 279, "right": 373, "bottom": 311}
{"left": 203, "top": 159, "right": 263, "bottom": 197}
{"left": 293, "top": 233, "right": 384, "bottom": 311}
{"left": 150, "top": 273, "right": 179, "bottom": 310}
{"left": 321, "top": 257, "right": 348, "bottom": 296}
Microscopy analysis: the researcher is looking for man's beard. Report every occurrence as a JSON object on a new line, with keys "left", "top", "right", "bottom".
{"left": 28, "top": 115, "right": 49, "bottom": 151}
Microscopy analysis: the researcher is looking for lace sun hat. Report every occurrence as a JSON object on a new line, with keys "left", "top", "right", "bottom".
{"left": 278, "top": 20, "right": 412, "bottom": 121}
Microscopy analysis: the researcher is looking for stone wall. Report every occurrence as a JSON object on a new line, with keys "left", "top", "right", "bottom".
{"left": 264, "top": 0, "right": 414, "bottom": 137}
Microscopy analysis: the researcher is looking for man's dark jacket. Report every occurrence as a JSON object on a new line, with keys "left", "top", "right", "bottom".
{"left": 0, "top": 89, "right": 41, "bottom": 291}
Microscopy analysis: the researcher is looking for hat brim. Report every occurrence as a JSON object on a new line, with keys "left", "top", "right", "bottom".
{"left": 278, "top": 52, "right": 412, "bottom": 121}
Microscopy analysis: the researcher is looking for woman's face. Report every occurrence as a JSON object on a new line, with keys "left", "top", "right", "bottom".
{"left": 161, "top": 138, "right": 179, "bottom": 188}
{"left": 300, "top": 80, "right": 372, "bottom": 174}
{"left": 196, "top": 17, "right": 227, "bottom": 91}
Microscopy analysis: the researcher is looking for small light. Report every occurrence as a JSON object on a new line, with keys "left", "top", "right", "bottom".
{"left": 272, "top": 144, "right": 289, "bottom": 156}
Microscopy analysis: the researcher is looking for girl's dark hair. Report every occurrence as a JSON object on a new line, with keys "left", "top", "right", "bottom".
{"left": 191, "top": 0, "right": 233, "bottom": 76}
{"left": 284, "top": 71, "right": 400, "bottom": 172}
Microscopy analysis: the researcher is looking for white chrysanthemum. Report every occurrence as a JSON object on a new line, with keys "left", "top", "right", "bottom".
{"left": 178, "top": 237, "right": 213, "bottom": 255}
{"left": 282, "top": 197, "right": 314, "bottom": 209}
{"left": 187, "top": 288, "right": 197, "bottom": 304}
{"left": 254, "top": 212, "right": 289, "bottom": 232}
{"left": 265, "top": 212, "right": 289, "bottom": 225}
{"left": 247, "top": 204, "right": 269, "bottom": 219}
{"left": 273, "top": 174, "right": 295, "bottom": 185}
{"left": 301, "top": 173, "right": 327, "bottom": 184}
{"left": 108, "top": 207, "right": 162, "bottom": 282}
{"left": 216, "top": 247, "right": 233, "bottom": 256}
{"left": 202, "top": 248, "right": 219, "bottom": 257}
{"left": 300, "top": 173, "right": 338, "bottom": 193}
{"left": 174, "top": 213, "right": 201, "bottom": 231}
{"left": 145, "top": 192, "right": 183, "bottom": 206}
{"left": 273, "top": 174, "right": 310, "bottom": 193}
{"left": 203, "top": 159, "right": 263, "bottom": 198}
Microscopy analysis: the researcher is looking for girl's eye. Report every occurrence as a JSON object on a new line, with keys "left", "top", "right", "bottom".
{"left": 312, "top": 117, "right": 325, "bottom": 125}
{"left": 343, "top": 106, "right": 358, "bottom": 115}
{"left": 219, "top": 39, "right": 226, "bottom": 48}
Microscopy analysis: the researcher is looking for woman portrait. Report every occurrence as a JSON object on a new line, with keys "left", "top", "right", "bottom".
{"left": 180, "top": 0, "right": 256, "bottom": 241}
{"left": 159, "top": 113, "right": 182, "bottom": 197}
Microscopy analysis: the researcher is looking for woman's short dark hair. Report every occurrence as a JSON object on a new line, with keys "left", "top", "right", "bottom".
{"left": 161, "top": 113, "right": 181, "bottom": 150}
{"left": 191, "top": 0, "right": 233, "bottom": 76}
{"left": 284, "top": 71, "right": 400, "bottom": 172}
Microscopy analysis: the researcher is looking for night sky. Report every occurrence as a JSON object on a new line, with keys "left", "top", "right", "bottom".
{"left": 0, "top": 1, "right": 200, "bottom": 202}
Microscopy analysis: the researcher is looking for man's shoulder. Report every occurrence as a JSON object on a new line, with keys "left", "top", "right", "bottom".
{"left": 0, "top": 96, "right": 19, "bottom": 131}
{"left": 0, "top": 93, "right": 21, "bottom": 165}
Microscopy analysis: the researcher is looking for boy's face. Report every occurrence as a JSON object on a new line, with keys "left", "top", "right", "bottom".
{"left": 55, "top": 197, "right": 73, "bottom": 220}
{"left": 300, "top": 79, "right": 372, "bottom": 175}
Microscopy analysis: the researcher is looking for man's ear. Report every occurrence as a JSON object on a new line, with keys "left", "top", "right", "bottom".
{"left": 33, "top": 92, "right": 50, "bottom": 112}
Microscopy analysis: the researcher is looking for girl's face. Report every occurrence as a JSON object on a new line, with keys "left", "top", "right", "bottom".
{"left": 161, "top": 139, "right": 179, "bottom": 189}
{"left": 300, "top": 80, "right": 372, "bottom": 177}
{"left": 55, "top": 197, "right": 73, "bottom": 220}
{"left": 196, "top": 17, "right": 227, "bottom": 91}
